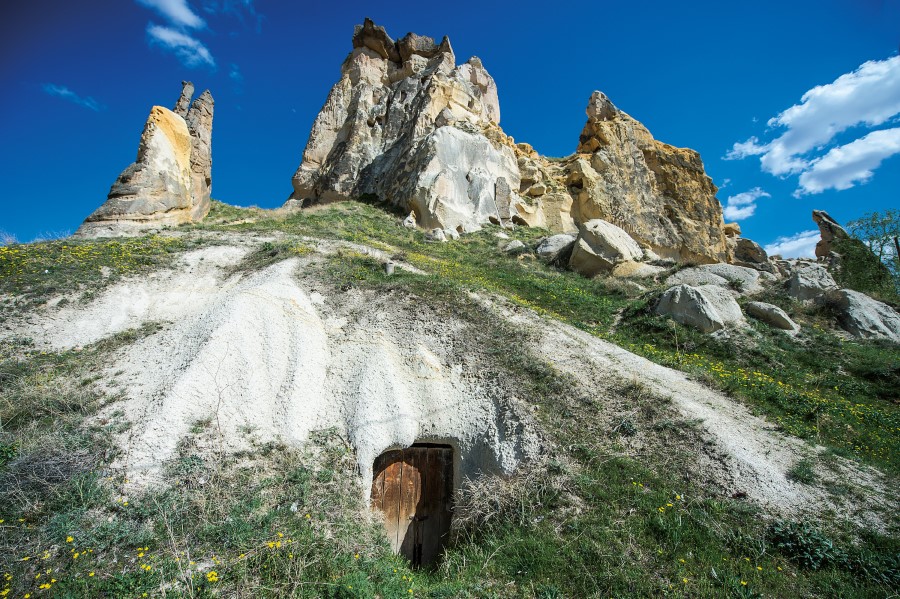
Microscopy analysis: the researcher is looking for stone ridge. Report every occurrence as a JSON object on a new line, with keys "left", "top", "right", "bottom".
{"left": 76, "top": 82, "right": 214, "bottom": 237}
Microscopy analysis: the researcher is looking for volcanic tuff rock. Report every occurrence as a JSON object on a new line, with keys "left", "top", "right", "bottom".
{"left": 289, "top": 18, "right": 521, "bottom": 233}
{"left": 76, "top": 82, "right": 213, "bottom": 237}
{"left": 745, "top": 301, "right": 799, "bottom": 332}
{"left": 568, "top": 219, "right": 644, "bottom": 278}
{"left": 825, "top": 289, "right": 900, "bottom": 342}
{"left": 290, "top": 20, "right": 729, "bottom": 262}
{"left": 569, "top": 91, "right": 728, "bottom": 264}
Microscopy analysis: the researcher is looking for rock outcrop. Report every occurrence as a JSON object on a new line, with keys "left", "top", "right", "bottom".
{"left": 666, "top": 263, "right": 773, "bottom": 296}
{"left": 568, "top": 92, "right": 729, "bottom": 264}
{"left": 732, "top": 238, "right": 775, "bottom": 273}
{"left": 813, "top": 210, "right": 849, "bottom": 259}
{"left": 289, "top": 20, "right": 729, "bottom": 263}
{"left": 77, "top": 82, "right": 213, "bottom": 237}
{"left": 289, "top": 19, "right": 520, "bottom": 233}
{"left": 786, "top": 263, "right": 838, "bottom": 302}
{"left": 656, "top": 284, "right": 744, "bottom": 333}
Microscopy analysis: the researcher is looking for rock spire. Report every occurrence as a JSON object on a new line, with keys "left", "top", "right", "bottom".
{"left": 76, "top": 82, "right": 214, "bottom": 237}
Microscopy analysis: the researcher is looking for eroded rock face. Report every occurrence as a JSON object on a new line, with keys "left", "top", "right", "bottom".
{"left": 813, "top": 210, "right": 849, "bottom": 259}
{"left": 289, "top": 18, "right": 519, "bottom": 233}
{"left": 184, "top": 89, "right": 214, "bottom": 222}
{"left": 570, "top": 92, "right": 729, "bottom": 264}
{"left": 290, "top": 20, "right": 729, "bottom": 264}
{"left": 77, "top": 82, "right": 213, "bottom": 237}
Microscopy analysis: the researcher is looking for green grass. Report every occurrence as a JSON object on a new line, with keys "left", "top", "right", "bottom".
{"left": 0, "top": 235, "right": 189, "bottom": 309}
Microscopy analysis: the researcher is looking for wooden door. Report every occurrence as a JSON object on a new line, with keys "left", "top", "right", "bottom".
{"left": 370, "top": 445, "right": 453, "bottom": 567}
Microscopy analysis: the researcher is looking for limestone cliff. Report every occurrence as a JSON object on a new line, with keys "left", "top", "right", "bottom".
{"left": 76, "top": 82, "right": 214, "bottom": 237}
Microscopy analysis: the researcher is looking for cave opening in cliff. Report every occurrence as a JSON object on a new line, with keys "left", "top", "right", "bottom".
{"left": 370, "top": 444, "right": 454, "bottom": 567}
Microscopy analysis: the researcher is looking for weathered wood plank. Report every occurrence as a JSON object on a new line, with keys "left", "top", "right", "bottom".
{"left": 370, "top": 445, "right": 454, "bottom": 566}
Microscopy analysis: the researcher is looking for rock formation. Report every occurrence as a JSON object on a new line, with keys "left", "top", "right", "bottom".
{"left": 76, "top": 82, "right": 213, "bottom": 237}
{"left": 786, "top": 263, "right": 838, "bottom": 302}
{"left": 825, "top": 288, "right": 900, "bottom": 342}
{"left": 289, "top": 18, "right": 519, "bottom": 234}
{"left": 745, "top": 301, "right": 799, "bottom": 332}
{"left": 567, "top": 92, "right": 729, "bottom": 264}
{"left": 568, "top": 219, "right": 644, "bottom": 277}
{"left": 289, "top": 20, "right": 730, "bottom": 263}
{"left": 813, "top": 209, "right": 849, "bottom": 259}
{"left": 666, "top": 263, "right": 775, "bottom": 297}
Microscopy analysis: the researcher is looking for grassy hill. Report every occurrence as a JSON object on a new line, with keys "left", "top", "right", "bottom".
{"left": 1, "top": 200, "right": 898, "bottom": 598}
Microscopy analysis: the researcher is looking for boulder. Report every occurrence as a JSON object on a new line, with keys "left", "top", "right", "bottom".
{"left": 77, "top": 82, "right": 213, "bottom": 237}
{"left": 656, "top": 284, "right": 745, "bottom": 333}
{"left": 734, "top": 238, "right": 768, "bottom": 264}
{"left": 535, "top": 234, "right": 576, "bottom": 261}
{"left": 825, "top": 289, "right": 900, "bottom": 342}
{"left": 568, "top": 219, "right": 643, "bottom": 277}
{"left": 745, "top": 301, "right": 799, "bottom": 332}
{"left": 732, "top": 237, "right": 776, "bottom": 274}
{"left": 503, "top": 240, "right": 525, "bottom": 253}
{"left": 425, "top": 228, "right": 447, "bottom": 242}
{"left": 786, "top": 263, "right": 838, "bottom": 301}
{"left": 666, "top": 263, "right": 771, "bottom": 296}
{"left": 288, "top": 19, "right": 517, "bottom": 233}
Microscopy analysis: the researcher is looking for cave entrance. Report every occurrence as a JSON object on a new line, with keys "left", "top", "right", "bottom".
{"left": 370, "top": 444, "right": 453, "bottom": 567}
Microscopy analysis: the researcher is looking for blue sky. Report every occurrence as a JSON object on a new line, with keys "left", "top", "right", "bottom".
{"left": 1, "top": 0, "right": 898, "bottom": 257}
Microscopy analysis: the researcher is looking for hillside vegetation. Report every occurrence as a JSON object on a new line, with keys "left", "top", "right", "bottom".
{"left": 1, "top": 200, "right": 898, "bottom": 598}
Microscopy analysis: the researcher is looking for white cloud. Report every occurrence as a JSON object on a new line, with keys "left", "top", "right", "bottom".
{"left": 229, "top": 63, "right": 243, "bottom": 82}
{"left": 137, "top": 0, "right": 205, "bottom": 29}
{"left": 796, "top": 128, "right": 900, "bottom": 196}
{"left": 763, "top": 230, "right": 820, "bottom": 259}
{"left": 721, "top": 187, "right": 770, "bottom": 221}
{"left": 42, "top": 84, "right": 103, "bottom": 111}
{"left": 147, "top": 23, "right": 215, "bottom": 68}
{"left": 725, "top": 55, "right": 900, "bottom": 193}
{"left": 725, "top": 136, "right": 766, "bottom": 160}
